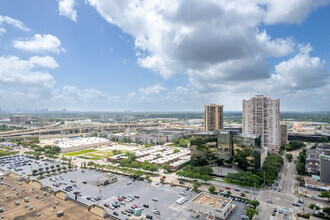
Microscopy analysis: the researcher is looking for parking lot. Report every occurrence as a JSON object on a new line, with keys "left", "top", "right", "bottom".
{"left": 0, "top": 155, "right": 64, "bottom": 176}
{"left": 40, "top": 168, "right": 203, "bottom": 219}
{"left": 0, "top": 174, "right": 103, "bottom": 220}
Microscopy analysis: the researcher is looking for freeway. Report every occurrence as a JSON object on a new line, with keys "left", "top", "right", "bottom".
{"left": 0, "top": 122, "right": 160, "bottom": 139}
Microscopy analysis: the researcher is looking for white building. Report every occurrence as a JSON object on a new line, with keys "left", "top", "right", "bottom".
{"left": 190, "top": 193, "right": 234, "bottom": 220}
{"left": 243, "top": 95, "right": 281, "bottom": 153}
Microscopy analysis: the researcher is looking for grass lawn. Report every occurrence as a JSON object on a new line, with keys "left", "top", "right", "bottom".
{"left": 63, "top": 149, "right": 98, "bottom": 156}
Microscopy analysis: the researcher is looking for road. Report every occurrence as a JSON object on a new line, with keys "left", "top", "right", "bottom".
{"left": 256, "top": 143, "right": 329, "bottom": 220}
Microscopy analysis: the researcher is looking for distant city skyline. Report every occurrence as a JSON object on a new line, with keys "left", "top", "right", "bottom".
{"left": 0, "top": 1, "right": 329, "bottom": 111}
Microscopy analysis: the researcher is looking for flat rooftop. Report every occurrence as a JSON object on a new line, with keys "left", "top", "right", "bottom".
{"left": 0, "top": 175, "right": 103, "bottom": 220}
{"left": 192, "top": 193, "right": 232, "bottom": 210}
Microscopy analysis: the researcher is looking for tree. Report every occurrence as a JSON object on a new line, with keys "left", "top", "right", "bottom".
{"left": 246, "top": 208, "right": 258, "bottom": 219}
{"left": 201, "top": 175, "right": 212, "bottom": 183}
{"left": 161, "top": 164, "right": 171, "bottom": 172}
{"left": 173, "top": 149, "right": 180, "bottom": 154}
{"left": 308, "top": 203, "right": 320, "bottom": 210}
{"left": 208, "top": 185, "right": 216, "bottom": 194}
{"left": 240, "top": 192, "right": 246, "bottom": 197}
{"left": 286, "top": 153, "right": 293, "bottom": 162}
{"left": 249, "top": 200, "right": 260, "bottom": 208}
{"left": 233, "top": 147, "right": 254, "bottom": 171}
{"left": 323, "top": 207, "right": 330, "bottom": 215}
{"left": 227, "top": 191, "right": 232, "bottom": 196}
{"left": 321, "top": 191, "right": 330, "bottom": 201}
{"left": 193, "top": 182, "right": 202, "bottom": 192}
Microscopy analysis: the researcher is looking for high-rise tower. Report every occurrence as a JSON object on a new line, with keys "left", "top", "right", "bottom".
{"left": 204, "top": 104, "right": 224, "bottom": 132}
{"left": 243, "top": 95, "right": 280, "bottom": 153}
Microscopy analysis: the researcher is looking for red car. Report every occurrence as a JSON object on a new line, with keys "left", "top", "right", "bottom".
{"left": 104, "top": 203, "right": 109, "bottom": 207}
{"left": 225, "top": 187, "right": 231, "bottom": 190}
{"left": 133, "top": 205, "right": 138, "bottom": 208}
{"left": 117, "top": 198, "right": 123, "bottom": 202}
{"left": 55, "top": 184, "right": 59, "bottom": 187}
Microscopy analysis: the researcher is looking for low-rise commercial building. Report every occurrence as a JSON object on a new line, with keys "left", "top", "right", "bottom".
{"left": 108, "top": 145, "right": 190, "bottom": 170}
{"left": 10, "top": 115, "right": 28, "bottom": 123}
{"left": 190, "top": 193, "right": 234, "bottom": 220}
{"left": 305, "top": 143, "right": 330, "bottom": 176}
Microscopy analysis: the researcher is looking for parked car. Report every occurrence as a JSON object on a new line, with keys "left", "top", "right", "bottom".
{"left": 292, "top": 202, "right": 300, "bottom": 207}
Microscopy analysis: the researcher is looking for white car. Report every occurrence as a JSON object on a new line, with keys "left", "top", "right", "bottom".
{"left": 278, "top": 208, "right": 282, "bottom": 213}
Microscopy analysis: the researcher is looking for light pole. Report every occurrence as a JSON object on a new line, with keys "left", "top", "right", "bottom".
{"left": 154, "top": 200, "right": 158, "bottom": 210}
{"left": 117, "top": 187, "right": 120, "bottom": 197}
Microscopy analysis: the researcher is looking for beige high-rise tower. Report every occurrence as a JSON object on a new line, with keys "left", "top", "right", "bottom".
{"left": 204, "top": 104, "right": 224, "bottom": 131}
{"left": 242, "top": 95, "right": 280, "bottom": 153}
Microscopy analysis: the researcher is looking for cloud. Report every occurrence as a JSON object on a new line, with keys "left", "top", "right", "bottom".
{"left": 87, "top": 0, "right": 296, "bottom": 82}
{"left": 0, "top": 55, "right": 56, "bottom": 89}
{"left": 0, "top": 15, "right": 30, "bottom": 32}
{"left": 86, "top": 0, "right": 329, "bottom": 111}
{"left": 29, "top": 56, "right": 59, "bottom": 69}
{"left": 270, "top": 44, "right": 329, "bottom": 91}
{"left": 262, "top": 0, "right": 330, "bottom": 24}
{"left": 0, "top": 27, "right": 5, "bottom": 35}
{"left": 13, "top": 34, "right": 65, "bottom": 54}
{"left": 59, "top": 0, "right": 78, "bottom": 22}
{"left": 139, "top": 84, "right": 166, "bottom": 95}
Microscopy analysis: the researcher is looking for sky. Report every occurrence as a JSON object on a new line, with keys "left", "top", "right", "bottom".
{"left": 0, "top": 0, "right": 329, "bottom": 112}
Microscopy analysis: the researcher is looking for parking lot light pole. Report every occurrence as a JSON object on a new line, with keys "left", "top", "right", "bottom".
{"left": 154, "top": 200, "right": 158, "bottom": 210}
{"left": 117, "top": 187, "right": 120, "bottom": 197}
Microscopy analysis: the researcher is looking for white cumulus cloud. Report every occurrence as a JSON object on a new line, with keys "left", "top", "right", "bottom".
{"left": 29, "top": 56, "right": 59, "bottom": 69}
{"left": 13, "top": 34, "right": 65, "bottom": 54}
{"left": 262, "top": 0, "right": 330, "bottom": 24}
{"left": 59, "top": 0, "right": 78, "bottom": 22}
{"left": 139, "top": 84, "right": 166, "bottom": 95}
{"left": 0, "top": 55, "right": 56, "bottom": 89}
{"left": 0, "top": 15, "right": 30, "bottom": 32}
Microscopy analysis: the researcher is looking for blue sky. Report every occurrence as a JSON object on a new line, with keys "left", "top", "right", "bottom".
{"left": 0, "top": 0, "right": 329, "bottom": 112}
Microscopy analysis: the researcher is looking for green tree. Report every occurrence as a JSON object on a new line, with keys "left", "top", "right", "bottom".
{"left": 320, "top": 191, "right": 330, "bottom": 201}
{"left": 161, "top": 163, "right": 171, "bottom": 172}
{"left": 323, "top": 207, "right": 330, "bottom": 215}
{"left": 193, "top": 182, "right": 202, "bottom": 192}
{"left": 240, "top": 192, "right": 246, "bottom": 197}
{"left": 246, "top": 208, "right": 258, "bottom": 219}
{"left": 233, "top": 147, "right": 254, "bottom": 171}
{"left": 173, "top": 149, "right": 180, "bottom": 154}
{"left": 208, "top": 185, "right": 216, "bottom": 194}
{"left": 286, "top": 153, "right": 293, "bottom": 162}
{"left": 227, "top": 191, "right": 232, "bottom": 196}
{"left": 249, "top": 200, "right": 260, "bottom": 208}
{"left": 308, "top": 203, "right": 320, "bottom": 210}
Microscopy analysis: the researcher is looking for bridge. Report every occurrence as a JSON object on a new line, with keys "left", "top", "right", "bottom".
{"left": 0, "top": 122, "right": 160, "bottom": 140}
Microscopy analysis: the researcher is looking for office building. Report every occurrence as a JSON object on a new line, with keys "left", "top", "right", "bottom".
{"left": 190, "top": 130, "right": 265, "bottom": 170}
{"left": 281, "top": 125, "right": 288, "bottom": 145}
{"left": 320, "top": 152, "right": 330, "bottom": 184}
{"left": 190, "top": 193, "right": 234, "bottom": 219}
{"left": 204, "top": 104, "right": 224, "bottom": 132}
{"left": 243, "top": 95, "right": 280, "bottom": 153}
{"left": 10, "top": 115, "right": 28, "bottom": 123}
